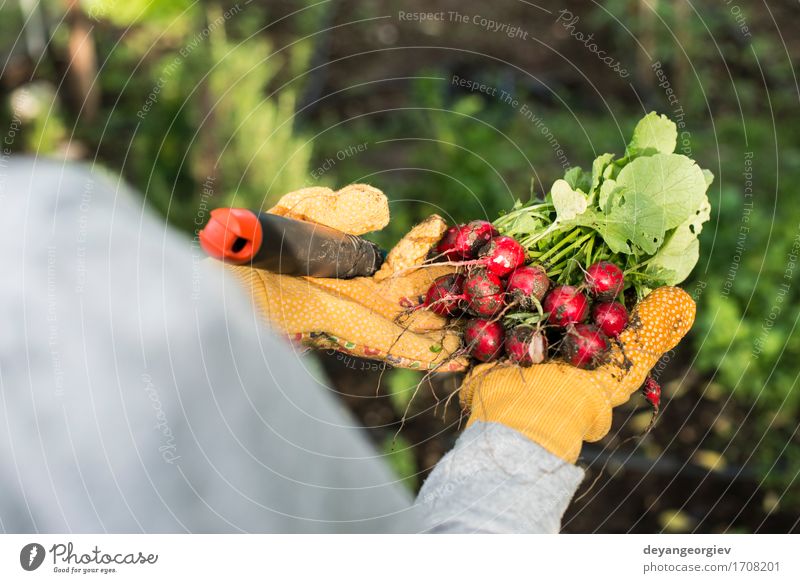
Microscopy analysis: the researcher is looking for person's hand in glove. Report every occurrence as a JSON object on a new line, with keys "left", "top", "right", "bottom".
{"left": 459, "top": 286, "right": 696, "bottom": 463}
{"left": 223, "top": 184, "right": 468, "bottom": 371}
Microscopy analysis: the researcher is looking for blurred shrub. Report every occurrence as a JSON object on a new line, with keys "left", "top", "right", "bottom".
{"left": 7, "top": 82, "right": 68, "bottom": 154}
{"left": 84, "top": 1, "right": 313, "bottom": 231}
{"left": 689, "top": 118, "right": 800, "bottom": 494}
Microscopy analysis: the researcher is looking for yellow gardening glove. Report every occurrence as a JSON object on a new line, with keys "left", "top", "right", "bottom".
{"left": 460, "top": 286, "right": 696, "bottom": 463}
{"left": 225, "top": 184, "right": 468, "bottom": 371}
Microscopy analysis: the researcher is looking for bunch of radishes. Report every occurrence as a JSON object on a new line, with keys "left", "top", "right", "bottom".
{"left": 423, "top": 220, "right": 631, "bottom": 370}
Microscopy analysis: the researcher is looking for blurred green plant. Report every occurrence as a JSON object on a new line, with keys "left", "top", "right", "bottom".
{"left": 381, "top": 435, "right": 418, "bottom": 491}
{"left": 386, "top": 368, "right": 423, "bottom": 416}
{"left": 8, "top": 82, "right": 68, "bottom": 154}
{"left": 81, "top": 0, "right": 195, "bottom": 26}
{"left": 83, "top": 1, "right": 314, "bottom": 231}
{"left": 681, "top": 116, "right": 800, "bottom": 499}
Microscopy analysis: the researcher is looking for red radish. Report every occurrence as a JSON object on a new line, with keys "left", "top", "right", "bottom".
{"left": 464, "top": 318, "right": 505, "bottom": 362}
{"left": 592, "top": 301, "right": 629, "bottom": 338}
{"left": 463, "top": 269, "right": 505, "bottom": 317}
{"left": 506, "top": 265, "right": 550, "bottom": 309}
{"left": 478, "top": 235, "right": 525, "bottom": 278}
{"left": 423, "top": 273, "right": 465, "bottom": 316}
{"left": 435, "top": 225, "right": 461, "bottom": 260}
{"left": 642, "top": 376, "right": 661, "bottom": 410}
{"left": 505, "top": 326, "right": 548, "bottom": 366}
{"left": 561, "top": 324, "right": 609, "bottom": 369}
{"left": 585, "top": 261, "right": 625, "bottom": 299}
{"left": 453, "top": 220, "right": 497, "bottom": 259}
{"left": 543, "top": 286, "right": 589, "bottom": 326}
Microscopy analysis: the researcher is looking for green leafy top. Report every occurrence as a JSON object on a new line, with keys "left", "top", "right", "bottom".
{"left": 626, "top": 111, "right": 678, "bottom": 157}
{"left": 495, "top": 112, "right": 713, "bottom": 298}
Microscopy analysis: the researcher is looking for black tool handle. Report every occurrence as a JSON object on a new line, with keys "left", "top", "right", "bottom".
{"left": 250, "top": 213, "right": 384, "bottom": 278}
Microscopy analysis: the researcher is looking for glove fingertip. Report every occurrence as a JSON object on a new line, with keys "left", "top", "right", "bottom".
{"left": 374, "top": 214, "right": 448, "bottom": 281}
{"left": 626, "top": 286, "right": 696, "bottom": 353}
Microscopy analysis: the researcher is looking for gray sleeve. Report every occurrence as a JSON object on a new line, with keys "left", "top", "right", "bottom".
{"left": 0, "top": 157, "right": 421, "bottom": 533}
{"left": 416, "top": 422, "right": 585, "bottom": 533}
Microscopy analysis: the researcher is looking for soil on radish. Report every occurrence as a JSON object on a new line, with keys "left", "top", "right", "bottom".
{"left": 585, "top": 260, "right": 625, "bottom": 299}
{"left": 478, "top": 235, "right": 526, "bottom": 278}
{"left": 592, "top": 301, "right": 629, "bottom": 338}
{"left": 506, "top": 265, "right": 550, "bottom": 309}
{"left": 453, "top": 220, "right": 497, "bottom": 259}
{"left": 544, "top": 285, "right": 590, "bottom": 327}
{"left": 464, "top": 318, "right": 505, "bottom": 362}
{"left": 423, "top": 273, "right": 465, "bottom": 316}
{"left": 562, "top": 324, "right": 609, "bottom": 369}
{"left": 463, "top": 269, "right": 505, "bottom": 317}
{"left": 505, "top": 326, "right": 547, "bottom": 366}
